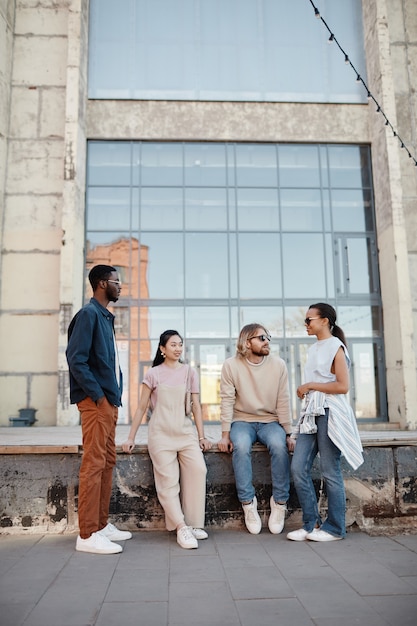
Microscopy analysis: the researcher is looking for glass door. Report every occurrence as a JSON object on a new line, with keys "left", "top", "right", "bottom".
{"left": 184, "top": 340, "right": 232, "bottom": 422}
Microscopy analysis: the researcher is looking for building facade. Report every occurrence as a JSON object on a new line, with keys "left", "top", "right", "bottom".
{"left": 0, "top": 0, "right": 416, "bottom": 429}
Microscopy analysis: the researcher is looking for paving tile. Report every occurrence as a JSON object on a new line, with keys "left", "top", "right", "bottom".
{"left": 116, "top": 541, "right": 170, "bottom": 570}
{"left": 170, "top": 554, "right": 226, "bottom": 582}
{"left": 288, "top": 576, "right": 384, "bottom": 622}
{"left": 0, "top": 602, "right": 35, "bottom": 626}
{"left": 225, "top": 565, "right": 295, "bottom": 599}
{"left": 105, "top": 568, "right": 169, "bottom": 602}
{"left": 20, "top": 554, "right": 119, "bottom": 626}
{"left": 371, "top": 548, "right": 417, "bottom": 577}
{"left": 235, "top": 598, "right": 313, "bottom": 626}
{"left": 168, "top": 581, "right": 241, "bottom": 626}
{"left": 215, "top": 539, "right": 273, "bottom": 568}
{"left": 402, "top": 576, "right": 417, "bottom": 590}
{"left": 392, "top": 534, "right": 417, "bottom": 553}
{"left": 96, "top": 601, "right": 168, "bottom": 626}
{"left": 265, "top": 540, "right": 336, "bottom": 579}
{"left": 314, "top": 618, "right": 389, "bottom": 626}
{"left": 310, "top": 550, "right": 416, "bottom": 595}
{"left": 364, "top": 594, "right": 417, "bottom": 626}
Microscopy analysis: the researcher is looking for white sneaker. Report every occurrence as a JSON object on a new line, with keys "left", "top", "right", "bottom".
{"left": 99, "top": 522, "right": 132, "bottom": 541}
{"left": 268, "top": 497, "right": 286, "bottom": 534}
{"left": 76, "top": 532, "right": 123, "bottom": 554}
{"left": 306, "top": 529, "right": 343, "bottom": 542}
{"left": 177, "top": 526, "right": 198, "bottom": 549}
{"left": 191, "top": 528, "right": 208, "bottom": 540}
{"left": 287, "top": 528, "right": 309, "bottom": 541}
{"left": 242, "top": 496, "right": 262, "bottom": 534}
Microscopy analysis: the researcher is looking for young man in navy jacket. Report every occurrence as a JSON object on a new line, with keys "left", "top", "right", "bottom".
{"left": 67, "top": 264, "right": 132, "bottom": 554}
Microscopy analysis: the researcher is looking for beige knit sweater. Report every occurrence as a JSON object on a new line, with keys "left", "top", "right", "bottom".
{"left": 220, "top": 354, "right": 292, "bottom": 434}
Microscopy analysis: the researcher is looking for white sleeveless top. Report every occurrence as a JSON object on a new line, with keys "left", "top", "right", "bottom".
{"left": 304, "top": 336, "right": 350, "bottom": 384}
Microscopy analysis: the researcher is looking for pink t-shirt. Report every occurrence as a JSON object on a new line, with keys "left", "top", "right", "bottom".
{"left": 143, "top": 363, "right": 199, "bottom": 409}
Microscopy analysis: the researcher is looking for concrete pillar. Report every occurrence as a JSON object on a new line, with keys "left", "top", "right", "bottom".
{"left": 56, "top": 0, "right": 89, "bottom": 426}
{"left": 362, "top": 0, "right": 417, "bottom": 428}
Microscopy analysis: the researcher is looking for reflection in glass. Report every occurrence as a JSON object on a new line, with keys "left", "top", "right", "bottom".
{"left": 282, "top": 234, "right": 326, "bottom": 298}
{"left": 280, "top": 189, "right": 322, "bottom": 231}
{"left": 185, "top": 188, "right": 228, "bottom": 230}
{"left": 88, "top": 0, "right": 367, "bottom": 103}
{"left": 236, "top": 188, "right": 279, "bottom": 231}
{"left": 86, "top": 187, "right": 134, "bottom": 231}
{"left": 185, "top": 307, "right": 230, "bottom": 338}
{"left": 339, "top": 306, "right": 381, "bottom": 337}
{"left": 184, "top": 144, "right": 227, "bottom": 186}
{"left": 331, "top": 189, "right": 373, "bottom": 232}
{"left": 238, "top": 233, "right": 282, "bottom": 299}
{"left": 346, "top": 238, "right": 374, "bottom": 294}
{"left": 141, "top": 143, "right": 183, "bottom": 186}
{"left": 185, "top": 233, "right": 229, "bottom": 298}
{"left": 235, "top": 144, "right": 278, "bottom": 187}
{"left": 238, "top": 307, "right": 284, "bottom": 338}
{"left": 328, "top": 146, "right": 371, "bottom": 188}
{"left": 278, "top": 145, "right": 320, "bottom": 188}
{"left": 351, "top": 343, "right": 379, "bottom": 418}
{"left": 140, "top": 233, "right": 184, "bottom": 299}
{"left": 88, "top": 142, "right": 132, "bottom": 185}
{"left": 140, "top": 188, "right": 183, "bottom": 230}
{"left": 284, "top": 306, "right": 312, "bottom": 339}
{"left": 146, "top": 307, "right": 185, "bottom": 340}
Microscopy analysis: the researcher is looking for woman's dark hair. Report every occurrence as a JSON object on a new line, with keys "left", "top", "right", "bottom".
{"left": 152, "top": 329, "right": 184, "bottom": 367}
{"left": 309, "top": 302, "right": 347, "bottom": 347}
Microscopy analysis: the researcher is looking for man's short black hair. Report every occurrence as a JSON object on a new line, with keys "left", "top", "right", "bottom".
{"left": 88, "top": 265, "right": 117, "bottom": 291}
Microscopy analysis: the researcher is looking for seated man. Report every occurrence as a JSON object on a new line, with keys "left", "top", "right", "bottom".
{"left": 218, "top": 323, "right": 294, "bottom": 534}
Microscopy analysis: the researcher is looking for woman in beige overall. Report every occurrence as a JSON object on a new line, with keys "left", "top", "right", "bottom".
{"left": 122, "top": 330, "right": 212, "bottom": 549}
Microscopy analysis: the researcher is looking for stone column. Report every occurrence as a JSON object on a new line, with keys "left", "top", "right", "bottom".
{"left": 57, "top": 0, "right": 89, "bottom": 425}
{"left": 362, "top": 0, "right": 417, "bottom": 429}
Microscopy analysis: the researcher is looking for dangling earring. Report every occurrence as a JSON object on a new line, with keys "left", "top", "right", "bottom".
{"left": 161, "top": 351, "right": 166, "bottom": 358}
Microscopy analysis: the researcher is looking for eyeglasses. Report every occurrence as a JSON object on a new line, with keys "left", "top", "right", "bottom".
{"left": 249, "top": 334, "right": 271, "bottom": 342}
{"left": 304, "top": 317, "right": 321, "bottom": 325}
{"left": 106, "top": 279, "right": 122, "bottom": 286}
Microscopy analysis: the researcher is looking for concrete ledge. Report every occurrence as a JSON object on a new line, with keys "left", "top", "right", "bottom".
{"left": 1, "top": 426, "right": 417, "bottom": 536}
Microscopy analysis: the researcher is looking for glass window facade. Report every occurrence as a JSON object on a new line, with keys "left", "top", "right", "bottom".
{"left": 88, "top": 0, "right": 367, "bottom": 103}
{"left": 85, "top": 141, "right": 385, "bottom": 424}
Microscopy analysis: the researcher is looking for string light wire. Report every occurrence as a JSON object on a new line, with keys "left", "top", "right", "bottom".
{"left": 308, "top": 0, "right": 417, "bottom": 166}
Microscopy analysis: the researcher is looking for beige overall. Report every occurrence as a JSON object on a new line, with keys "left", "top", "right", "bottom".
{"left": 147, "top": 370, "right": 207, "bottom": 531}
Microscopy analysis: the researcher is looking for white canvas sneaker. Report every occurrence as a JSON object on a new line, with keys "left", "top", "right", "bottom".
{"left": 76, "top": 532, "right": 123, "bottom": 554}
{"left": 242, "top": 496, "right": 262, "bottom": 534}
{"left": 191, "top": 528, "right": 209, "bottom": 540}
{"left": 287, "top": 528, "right": 309, "bottom": 541}
{"left": 177, "top": 525, "right": 198, "bottom": 549}
{"left": 306, "top": 529, "right": 343, "bottom": 542}
{"left": 268, "top": 497, "right": 286, "bottom": 534}
{"left": 99, "top": 522, "right": 132, "bottom": 541}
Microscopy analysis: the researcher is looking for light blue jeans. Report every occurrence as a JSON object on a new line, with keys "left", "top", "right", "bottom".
{"left": 291, "top": 410, "right": 346, "bottom": 538}
{"left": 230, "top": 421, "right": 290, "bottom": 504}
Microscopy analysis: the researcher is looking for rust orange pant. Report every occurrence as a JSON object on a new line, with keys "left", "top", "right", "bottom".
{"left": 77, "top": 397, "right": 118, "bottom": 539}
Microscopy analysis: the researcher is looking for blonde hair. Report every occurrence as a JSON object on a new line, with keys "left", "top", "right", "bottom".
{"left": 236, "top": 323, "right": 268, "bottom": 358}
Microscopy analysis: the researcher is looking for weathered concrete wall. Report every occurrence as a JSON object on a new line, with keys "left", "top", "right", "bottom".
{"left": 1, "top": 446, "right": 416, "bottom": 536}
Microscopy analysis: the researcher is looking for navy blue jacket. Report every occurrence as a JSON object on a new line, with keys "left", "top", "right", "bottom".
{"left": 66, "top": 298, "right": 123, "bottom": 406}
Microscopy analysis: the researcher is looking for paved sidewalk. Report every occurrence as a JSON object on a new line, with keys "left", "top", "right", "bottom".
{"left": 0, "top": 529, "right": 417, "bottom": 626}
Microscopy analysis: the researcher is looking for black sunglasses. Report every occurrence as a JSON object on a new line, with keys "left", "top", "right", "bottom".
{"left": 249, "top": 334, "right": 271, "bottom": 342}
{"left": 304, "top": 317, "right": 321, "bottom": 325}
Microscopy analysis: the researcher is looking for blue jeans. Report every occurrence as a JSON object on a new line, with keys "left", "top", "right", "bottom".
{"left": 291, "top": 410, "right": 346, "bottom": 538}
{"left": 230, "top": 421, "right": 290, "bottom": 504}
